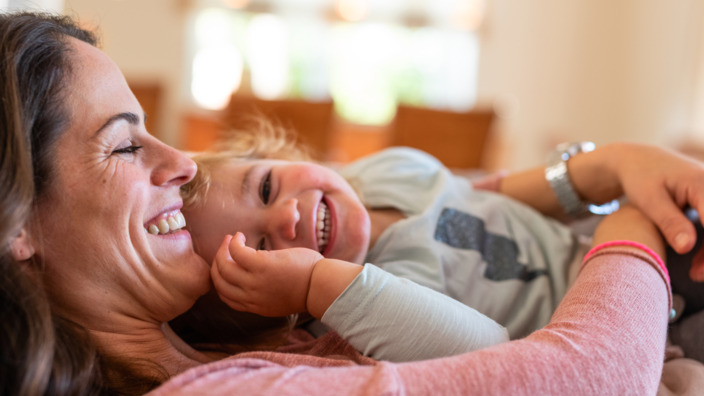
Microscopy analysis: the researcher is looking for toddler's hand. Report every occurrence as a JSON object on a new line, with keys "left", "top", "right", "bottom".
{"left": 471, "top": 171, "right": 508, "bottom": 192}
{"left": 211, "top": 232, "right": 324, "bottom": 317}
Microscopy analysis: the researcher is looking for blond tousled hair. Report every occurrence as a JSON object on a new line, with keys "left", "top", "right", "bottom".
{"left": 182, "top": 117, "right": 314, "bottom": 209}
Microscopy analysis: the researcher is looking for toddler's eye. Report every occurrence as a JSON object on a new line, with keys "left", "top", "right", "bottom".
{"left": 259, "top": 170, "right": 272, "bottom": 204}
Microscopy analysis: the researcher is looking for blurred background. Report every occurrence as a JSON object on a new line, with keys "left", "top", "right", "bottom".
{"left": 4, "top": 0, "right": 704, "bottom": 170}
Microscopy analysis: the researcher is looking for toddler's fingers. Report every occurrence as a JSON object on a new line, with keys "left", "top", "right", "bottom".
{"left": 211, "top": 262, "right": 244, "bottom": 307}
{"left": 226, "top": 232, "right": 246, "bottom": 253}
{"left": 228, "top": 232, "right": 262, "bottom": 268}
{"left": 212, "top": 234, "right": 234, "bottom": 267}
{"left": 213, "top": 234, "right": 249, "bottom": 283}
{"left": 471, "top": 170, "right": 508, "bottom": 192}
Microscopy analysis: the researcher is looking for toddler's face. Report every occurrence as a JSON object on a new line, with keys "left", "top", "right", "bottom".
{"left": 184, "top": 159, "right": 371, "bottom": 265}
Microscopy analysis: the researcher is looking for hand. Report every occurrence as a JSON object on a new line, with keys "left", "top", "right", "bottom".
{"left": 471, "top": 171, "right": 508, "bottom": 192}
{"left": 609, "top": 144, "right": 704, "bottom": 262}
{"left": 211, "top": 232, "right": 324, "bottom": 317}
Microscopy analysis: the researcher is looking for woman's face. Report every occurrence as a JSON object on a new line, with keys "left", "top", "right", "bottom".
{"left": 33, "top": 39, "right": 210, "bottom": 323}
{"left": 183, "top": 159, "right": 371, "bottom": 265}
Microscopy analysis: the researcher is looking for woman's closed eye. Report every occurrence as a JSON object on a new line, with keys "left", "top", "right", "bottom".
{"left": 111, "top": 141, "right": 143, "bottom": 156}
{"left": 259, "top": 169, "right": 272, "bottom": 204}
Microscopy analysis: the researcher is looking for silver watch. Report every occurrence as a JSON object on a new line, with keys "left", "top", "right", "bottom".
{"left": 545, "top": 142, "right": 619, "bottom": 218}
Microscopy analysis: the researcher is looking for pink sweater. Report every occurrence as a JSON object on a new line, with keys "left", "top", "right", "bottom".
{"left": 148, "top": 247, "right": 671, "bottom": 395}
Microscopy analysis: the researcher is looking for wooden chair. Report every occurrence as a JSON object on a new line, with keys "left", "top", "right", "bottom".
{"left": 391, "top": 105, "right": 495, "bottom": 169}
{"left": 128, "top": 81, "right": 163, "bottom": 138}
{"left": 223, "top": 95, "right": 335, "bottom": 160}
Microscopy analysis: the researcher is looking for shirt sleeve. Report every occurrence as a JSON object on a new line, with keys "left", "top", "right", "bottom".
{"left": 320, "top": 263, "right": 510, "bottom": 362}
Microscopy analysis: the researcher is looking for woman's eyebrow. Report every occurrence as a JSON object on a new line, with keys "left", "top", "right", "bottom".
{"left": 92, "top": 112, "right": 142, "bottom": 138}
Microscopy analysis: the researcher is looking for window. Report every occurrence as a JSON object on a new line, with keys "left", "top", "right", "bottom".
{"left": 188, "top": 0, "right": 484, "bottom": 125}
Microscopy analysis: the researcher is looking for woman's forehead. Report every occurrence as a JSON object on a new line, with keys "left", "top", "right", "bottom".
{"left": 64, "top": 38, "right": 139, "bottom": 135}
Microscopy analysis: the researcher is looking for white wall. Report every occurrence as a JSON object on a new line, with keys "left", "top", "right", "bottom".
{"left": 63, "top": 0, "right": 189, "bottom": 147}
{"left": 3, "top": 0, "right": 63, "bottom": 11}
{"left": 478, "top": 0, "right": 704, "bottom": 168}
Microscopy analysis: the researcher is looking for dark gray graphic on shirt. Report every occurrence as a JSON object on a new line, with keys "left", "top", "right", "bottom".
{"left": 434, "top": 207, "right": 547, "bottom": 281}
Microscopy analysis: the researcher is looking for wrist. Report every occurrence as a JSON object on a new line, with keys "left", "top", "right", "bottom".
{"left": 546, "top": 142, "right": 621, "bottom": 218}
{"left": 306, "top": 259, "right": 363, "bottom": 319}
{"left": 585, "top": 142, "right": 628, "bottom": 199}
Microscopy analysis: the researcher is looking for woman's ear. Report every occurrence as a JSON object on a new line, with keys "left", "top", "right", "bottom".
{"left": 11, "top": 228, "right": 35, "bottom": 261}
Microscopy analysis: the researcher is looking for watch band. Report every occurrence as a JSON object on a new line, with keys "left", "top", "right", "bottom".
{"left": 545, "top": 142, "right": 619, "bottom": 218}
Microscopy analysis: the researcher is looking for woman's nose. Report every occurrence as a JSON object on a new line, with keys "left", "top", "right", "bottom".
{"left": 268, "top": 198, "right": 299, "bottom": 241}
{"left": 150, "top": 140, "right": 197, "bottom": 187}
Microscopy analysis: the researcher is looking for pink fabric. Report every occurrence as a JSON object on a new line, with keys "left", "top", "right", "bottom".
{"left": 583, "top": 240, "right": 669, "bottom": 283}
{"left": 148, "top": 246, "right": 672, "bottom": 395}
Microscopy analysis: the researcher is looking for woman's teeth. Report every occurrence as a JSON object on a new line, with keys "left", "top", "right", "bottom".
{"left": 317, "top": 202, "right": 331, "bottom": 253}
{"left": 146, "top": 212, "right": 187, "bottom": 235}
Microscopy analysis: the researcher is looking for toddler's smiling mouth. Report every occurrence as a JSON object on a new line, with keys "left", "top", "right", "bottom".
{"left": 316, "top": 200, "right": 331, "bottom": 253}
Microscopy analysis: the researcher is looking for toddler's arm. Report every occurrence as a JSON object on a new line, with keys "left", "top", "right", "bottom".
{"left": 321, "top": 263, "right": 509, "bottom": 361}
{"left": 212, "top": 232, "right": 509, "bottom": 361}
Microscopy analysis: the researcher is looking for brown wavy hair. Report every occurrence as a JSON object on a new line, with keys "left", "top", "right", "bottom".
{"left": 0, "top": 11, "right": 104, "bottom": 396}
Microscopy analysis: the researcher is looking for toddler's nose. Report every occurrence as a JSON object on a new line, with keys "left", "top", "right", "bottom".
{"left": 271, "top": 198, "right": 299, "bottom": 240}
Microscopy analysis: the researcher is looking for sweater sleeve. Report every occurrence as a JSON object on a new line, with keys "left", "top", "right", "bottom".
{"left": 320, "top": 263, "right": 509, "bottom": 362}
{"left": 149, "top": 246, "right": 671, "bottom": 396}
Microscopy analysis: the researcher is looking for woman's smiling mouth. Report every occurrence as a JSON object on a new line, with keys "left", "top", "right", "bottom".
{"left": 145, "top": 211, "right": 187, "bottom": 235}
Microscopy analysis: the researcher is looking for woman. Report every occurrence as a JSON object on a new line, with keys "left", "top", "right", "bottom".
{"left": 0, "top": 11, "right": 697, "bottom": 395}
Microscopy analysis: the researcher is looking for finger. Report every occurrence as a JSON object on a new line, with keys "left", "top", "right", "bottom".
{"left": 661, "top": 211, "right": 696, "bottom": 254}
{"left": 471, "top": 170, "right": 508, "bottom": 192}
{"left": 217, "top": 293, "right": 249, "bottom": 312}
{"left": 211, "top": 261, "right": 245, "bottom": 304}
{"left": 638, "top": 189, "right": 696, "bottom": 254}
{"left": 215, "top": 234, "right": 234, "bottom": 262}
{"left": 213, "top": 234, "right": 234, "bottom": 269}
{"left": 226, "top": 232, "right": 246, "bottom": 254}
{"left": 228, "top": 232, "right": 261, "bottom": 268}
{"left": 213, "top": 234, "right": 249, "bottom": 282}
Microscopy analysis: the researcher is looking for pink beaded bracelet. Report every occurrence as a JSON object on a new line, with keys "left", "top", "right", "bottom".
{"left": 583, "top": 240, "right": 669, "bottom": 283}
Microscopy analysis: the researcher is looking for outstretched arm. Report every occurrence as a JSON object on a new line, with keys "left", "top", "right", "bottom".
{"left": 152, "top": 206, "right": 673, "bottom": 395}
{"left": 478, "top": 142, "right": 704, "bottom": 280}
